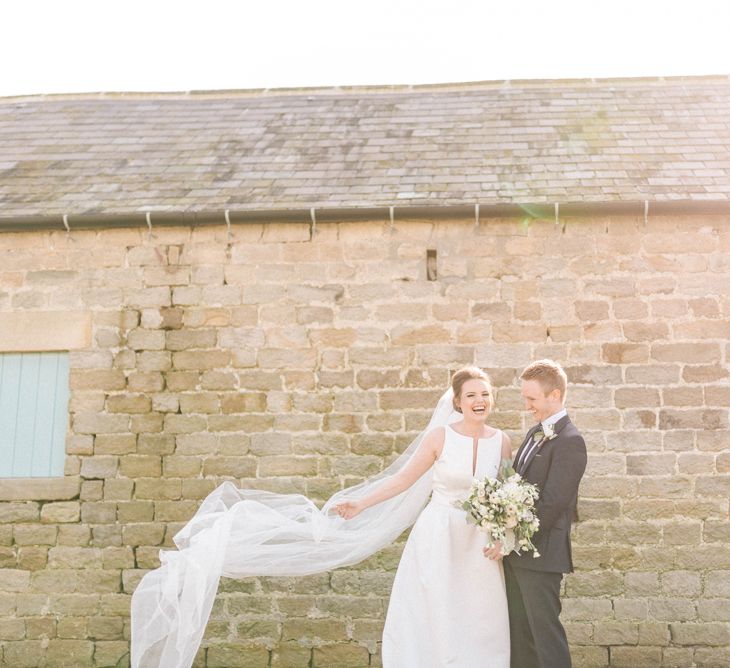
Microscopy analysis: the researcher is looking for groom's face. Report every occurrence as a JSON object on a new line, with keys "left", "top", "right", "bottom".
{"left": 521, "top": 379, "right": 562, "bottom": 423}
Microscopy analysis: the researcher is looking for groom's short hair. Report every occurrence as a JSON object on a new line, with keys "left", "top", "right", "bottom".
{"left": 520, "top": 359, "right": 567, "bottom": 400}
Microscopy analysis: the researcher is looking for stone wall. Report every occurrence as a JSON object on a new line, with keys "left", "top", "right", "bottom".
{"left": 0, "top": 215, "right": 728, "bottom": 667}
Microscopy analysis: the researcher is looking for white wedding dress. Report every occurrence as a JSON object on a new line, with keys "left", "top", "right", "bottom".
{"left": 382, "top": 425, "right": 510, "bottom": 667}
{"left": 131, "top": 389, "right": 508, "bottom": 668}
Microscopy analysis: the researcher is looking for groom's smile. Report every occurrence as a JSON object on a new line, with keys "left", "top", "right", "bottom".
{"left": 521, "top": 379, "right": 564, "bottom": 423}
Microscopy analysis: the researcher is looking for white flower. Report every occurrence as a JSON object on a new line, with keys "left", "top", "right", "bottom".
{"left": 543, "top": 423, "right": 556, "bottom": 440}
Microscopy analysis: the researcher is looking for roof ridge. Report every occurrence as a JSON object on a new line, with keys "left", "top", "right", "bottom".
{"left": 2, "top": 73, "right": 730, "bottom": 103}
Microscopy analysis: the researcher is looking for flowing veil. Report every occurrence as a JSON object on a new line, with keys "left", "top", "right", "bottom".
{"left": 131, "top": 388, "right": 459, "bottom": 668}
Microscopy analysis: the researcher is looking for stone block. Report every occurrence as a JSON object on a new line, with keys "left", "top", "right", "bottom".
{"left": 162, "top": 455, "right": 202, "bottom": 477}
{"left": 136, "top": 350, "right": 172, "bottom": 373}
{"left": 0, "top": 569, "right": 30, "bottom": 592}
{"left": 163, "top": 414, "right": 207, "bottom": 433}
{"left": 42, "top": 638, "right": 94, "bottom": 665}
{"left": 610, "top": 646, "right": 663, "bottom": 665}
{"left": 13, "top": 524, "right": 57, "bottom": 546}
{"left": 122, "top": 523, "right": 166, "bottom": 546}
{"left": 613, "top": 298, "right": 648, "bottom": 319}
{"left": 206, "top": 644, "right": 271, "bottom": 667}
{"left": 80, "top": 456, "right": 119, "bottom": 479}
{"left": 623, "top": 321, "right": 670, "bottom": 342}
{"left": 153, "top": 501, "right": 199, "bottom": 522}
{"left": 106, "top": 393, "right": 152, "bottom": 413}
{"left": 257, "top": 457, "right": 317, "bottom": 477}
{"left": 694, "top": 474, "right": 730, "bottom": 497}
{"left": 129, "top": 413, "right": 165, "bottom": 434}
{"left": 165, "top": 329, "right": 217, "bottom": 350}
{"left": 56, "top": 524, "right": 90, "bottom": 546}
{"left": 117, "top": 501, "right": 154, "bottom": 523}
{"left": 0, "top": 502, "right": 40, "bottom": 523}
{"left": 179, "top": 392, "right": 221, "bottom": 413}
{"left": 593, "top": 621, "right": 639, "bottom": 645}
{"left": 134, "top": 478, "right": 181, "bottom": 500}
{"left": 626, "top": 454, "right": 675, "bottom": 475}
{"left": 625, "top": 364, "right": 680, "bottom": 385}
{"left": 291, "top": 433, "right": 348, "bottom": 456}
{"left": 705, "top": 384, "right": 730, "bottom": 406}
{"left": 48, "top": 546, "right": 103, "bottom": 569}
{"left": 127, "top": 372, "right": 166, "bottom": 392}
{"left": 137, "top": 434, "right": 175, "bottom": 455}
{"left": 311, "top": 643, "right": 371, "bottom": 667}
{"left": 271, "top": 642, "right": 313, "bottom": 667}
{"left": 93, "top": 640, "right": 130, "bottom": 666}
{"left": 614, "top": 387, "right": 660, "bottom": 408}
{"left": 70, "top": 369, "right": 127, "bottom": 391}
{"left": 67, "top": 434, "right": 95, "bottom": 455}
{"left": 220, "top": 393, "right": 267, "bottom": 413}
{"left": 172, "top": 350, "right": 231, "bottom": 370}
{"left": 80, "top": 501, "right": 117, "bottom": 524}
{"left": 652, "top": 343, "right": 721, "bottom": 364}
{"left": 73, "top": 412, "right": 130, "bottom": 435}
{"left": 40, "top": 502, "right": 80, "bottom": 523}
{"left": 676, "top": 452, "right": 714, "bottom": 474}
{"left": 602, "top": 343, "right": 649, "bottom": 364}
{"left": 201, "top": 370, "right": 238, "bottom": 390}
{"left": 670, "top": 622, "right": 729, "bottom": 645}
{"left": 127, "top": 328, "right": 166, "bottom": 351}
{"left": 2, "top": 640, "right": 45, "bottom": 667}
{"left": 103, "top": 478, "right": 134, "bottom": 501}
{"left": 24, "top": 615, "right": 56, "bottom": 639}
{"left": 693, "top": 647, "right": 730, "bottom": 666}
{"left": 662, "top": 386, "right": 704, "bottom": 406}
{"left": 0, "top": 477, "right": 80, "bottom": 502}
{"left": 208, "top": 415, "right": 274, "bottom": 432}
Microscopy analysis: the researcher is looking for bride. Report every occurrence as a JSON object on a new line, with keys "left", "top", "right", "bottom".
{"left": 334, "top": 366, "right": 511, "bottom": 666}
{"left": 131, "top": 366, "right": 511, "bottom": 668}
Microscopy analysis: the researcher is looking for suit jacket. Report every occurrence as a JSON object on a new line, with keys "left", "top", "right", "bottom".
{"left": 506, "top": 414, "right": 587, "bottom": 574}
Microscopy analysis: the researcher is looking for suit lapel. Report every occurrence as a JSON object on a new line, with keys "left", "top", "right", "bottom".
{"left": 514, "top": 423, "right": 542, "bottom": 468}
{"left": 520, "top": 415, "right": 571, "bottom": 475}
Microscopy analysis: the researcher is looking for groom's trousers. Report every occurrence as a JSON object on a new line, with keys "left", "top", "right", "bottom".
{"left": 504, "top": 559, "right": 570, "bottom": 668}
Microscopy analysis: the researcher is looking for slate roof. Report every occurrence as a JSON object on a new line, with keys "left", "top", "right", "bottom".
{"left": 1, "top": 76, "right": 729, "bottom": 220}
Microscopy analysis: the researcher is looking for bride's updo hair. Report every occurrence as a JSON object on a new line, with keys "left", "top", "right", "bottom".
{"left": 451, "top": 366, "right": 492, "bottom": 413}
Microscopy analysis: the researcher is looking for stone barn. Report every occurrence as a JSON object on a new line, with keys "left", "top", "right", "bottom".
{"left": 0, "top": 75, "right": 729, "bottom": 667}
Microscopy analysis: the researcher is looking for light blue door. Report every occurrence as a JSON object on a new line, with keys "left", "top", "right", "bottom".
{"left": 0, "top": 352, "right": 69, "bottom": 477}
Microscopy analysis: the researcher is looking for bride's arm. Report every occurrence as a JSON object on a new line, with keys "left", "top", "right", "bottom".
{"left": 333, "top": 427, "right": 444, "bottom": 519}
{"left": 484, "top": 430, "right": 513, "bottom": 560}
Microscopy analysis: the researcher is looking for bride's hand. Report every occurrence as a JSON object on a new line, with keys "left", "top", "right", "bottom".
{"left": 483, "top": 542, "right": 504, "bottom": 560}
{"left": 332, "top": 500, "right": 363, "bottom": 520}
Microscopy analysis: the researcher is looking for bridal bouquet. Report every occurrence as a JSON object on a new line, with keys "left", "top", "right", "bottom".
{"left": 460, "top": 460, "right": 541, "bottom": 557}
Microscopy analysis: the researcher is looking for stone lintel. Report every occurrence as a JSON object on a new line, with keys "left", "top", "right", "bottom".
{"left": 0, "top": 311, "right": 91, "bottom": 352}
{"left": 0, "top": 476, "right": 81, "bottom": 501}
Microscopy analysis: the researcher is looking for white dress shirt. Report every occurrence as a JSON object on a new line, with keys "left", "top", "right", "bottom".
{"left": 516, "top": 408, "right": 568, "bottom": 472}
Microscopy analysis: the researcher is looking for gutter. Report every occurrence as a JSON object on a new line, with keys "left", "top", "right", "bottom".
{"left": 0, "top": 200, "right": 729, "bottom": 233}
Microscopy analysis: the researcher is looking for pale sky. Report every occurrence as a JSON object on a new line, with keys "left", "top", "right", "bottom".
{"left": 2, "top": 0, "right": 730, "bottom": 97}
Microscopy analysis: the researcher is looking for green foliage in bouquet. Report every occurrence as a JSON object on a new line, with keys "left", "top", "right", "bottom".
{"left": 460, "top": 461, "right": 541, "bottom": 557}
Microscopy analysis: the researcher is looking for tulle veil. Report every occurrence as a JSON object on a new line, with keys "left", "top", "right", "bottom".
{"left": 131, "top": 388, "right": 459, "bottom": 668}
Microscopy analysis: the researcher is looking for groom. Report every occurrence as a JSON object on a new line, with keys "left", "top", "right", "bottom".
{"left": 501, "top": 359, "right": 586, "bottom": 668}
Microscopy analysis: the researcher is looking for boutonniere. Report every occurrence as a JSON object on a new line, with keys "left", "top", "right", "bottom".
{"left": 533, "top": 423, "right": 558, "bottom": 447}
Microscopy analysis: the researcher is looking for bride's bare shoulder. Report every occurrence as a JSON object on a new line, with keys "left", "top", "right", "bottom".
{"left": 422, "top": 426, "right": 447, "bottom": 455}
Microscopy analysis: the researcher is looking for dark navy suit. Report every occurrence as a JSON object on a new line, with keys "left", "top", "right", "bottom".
{"left": 504, "top": 415, "right": 587, "bottom": 668}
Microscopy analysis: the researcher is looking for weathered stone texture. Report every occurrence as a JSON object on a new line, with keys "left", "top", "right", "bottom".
{"left": 0, "top": 216, "right": 729, "bottom": 666}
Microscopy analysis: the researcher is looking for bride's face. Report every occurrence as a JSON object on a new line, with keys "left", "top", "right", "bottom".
{"left": 456, "top": 379, "right": 492, "bottom": 421}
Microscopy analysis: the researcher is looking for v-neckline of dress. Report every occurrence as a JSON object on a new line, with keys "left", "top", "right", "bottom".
{"left": 446, "top": 425, "right": 498, "bottom": 475}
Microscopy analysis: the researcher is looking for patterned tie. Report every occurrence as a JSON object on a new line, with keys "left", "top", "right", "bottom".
{"left": 517, "top": 432, "right": 543, "bottom": 474}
